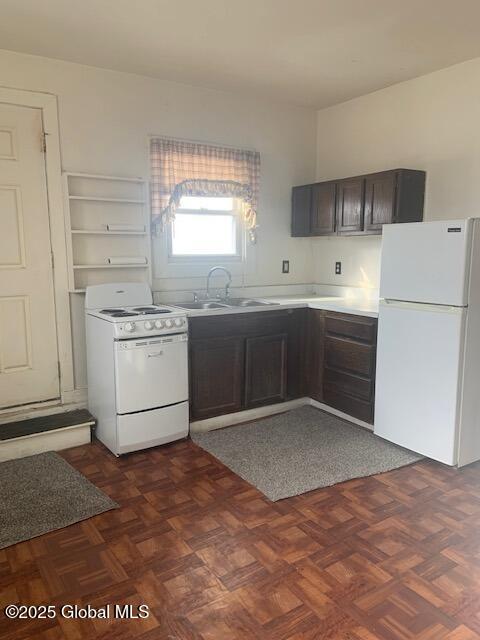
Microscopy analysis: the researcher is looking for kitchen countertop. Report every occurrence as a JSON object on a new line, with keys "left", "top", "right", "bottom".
{"left": 169, "top": 295, "right": 379, "bottom": 318}
{"left": 262, "top": 295, "right": 379, "bottom": 317}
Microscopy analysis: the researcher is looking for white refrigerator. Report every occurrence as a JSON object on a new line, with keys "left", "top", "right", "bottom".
{"left": 374, "top": 218, "right": 480, "bottom": 466}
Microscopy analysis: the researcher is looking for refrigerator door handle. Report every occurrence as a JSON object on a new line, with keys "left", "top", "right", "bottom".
{"left": 381, "top": 299, "right": 467, "bottom": 314}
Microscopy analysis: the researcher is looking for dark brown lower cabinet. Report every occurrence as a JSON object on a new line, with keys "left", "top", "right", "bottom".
{"left": 306, "top": 309, "right": 377, "bottom": 424}
{"left": 306, "top": 309, "right": 325, "bottom": 401}
{"left": 245, "top": 333, "right": 287, "bottom": 407}
{"left": 324, "top": 336, "right": 375, "bottom": 378}
{"left": 188, "top": 310, "right": 305, "bottom": 420}
{"left": 323, "top": 385, "right": 374, "bottom": 424}
{"left": 189, "top": 336, "right": 244, "bottom": 419}
{"left": 323, "top": 367, "right": 373, "bottom": 402}
{"left": 188, "top": 308, "right": 376, "bottom": 424}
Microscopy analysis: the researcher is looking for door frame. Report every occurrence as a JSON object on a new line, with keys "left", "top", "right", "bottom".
{"left": 0, "top": 86, "right": 75, "bottom": 410}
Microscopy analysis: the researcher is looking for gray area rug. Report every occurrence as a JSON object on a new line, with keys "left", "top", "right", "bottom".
{"left": 192, "top": 406, "right": 422, "bottom": 501}
{"left": 0, "top": 451, "right": 118, "bottom": 549}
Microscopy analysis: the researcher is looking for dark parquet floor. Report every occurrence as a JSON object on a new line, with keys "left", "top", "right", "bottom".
{"left": 2, "top": 435, "right": 480, "bottom": 639}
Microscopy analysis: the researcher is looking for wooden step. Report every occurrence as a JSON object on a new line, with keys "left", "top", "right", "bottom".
{"left": 0, "top": 409, "right": 95, "bottom": 462}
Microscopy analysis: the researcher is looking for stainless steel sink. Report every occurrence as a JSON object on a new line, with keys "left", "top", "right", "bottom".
{"left": 174, "top": 298, "right": 279, "bottom": 310}
{"left": 222, "top": 298, "right": 279, "bottom": 307}
{"left": 175, "top": 301, "right": 231, "bottom": 310}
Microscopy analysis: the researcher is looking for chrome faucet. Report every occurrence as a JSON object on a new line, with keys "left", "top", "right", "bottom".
{"left": 206, "top": 266, "right": 232, "bottom": 300}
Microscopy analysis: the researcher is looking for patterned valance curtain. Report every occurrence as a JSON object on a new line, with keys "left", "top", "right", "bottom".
{"left": 150, "top": 138, "right": 260, "bottom": 241}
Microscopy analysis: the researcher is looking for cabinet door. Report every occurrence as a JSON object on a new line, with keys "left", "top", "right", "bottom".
{"left": 189, "top": 337, "right": 244, "bottom": 419}
{"left": 395, "top": 169, "right": 426, "bottom": 224}
{"left": 364, "top": 171, "right": 397, "bottom": 234}
{"left": 291, "top": 185, "right": 312, "bottom": 237}
{"left": 306, "top": 309, "right": 325, "bottom": 401}
{"left": 336, "top": 178, "right": 365, "bottom": 234}
{"left": 245, "top": 333, "right": 287, "bottom": 408}
{"left": 311, "top": 182, "right": 336, "bottom": 235}
{"left": 286, "top": 308, "right": 308, "bottom": 399}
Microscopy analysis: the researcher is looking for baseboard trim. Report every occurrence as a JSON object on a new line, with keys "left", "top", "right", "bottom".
{"left": 190, "top": 398, "right": 309, "bottom": 433}
{"left": 0, "top": 390, "right": 87, "bottom": 424}
{"left": 0, "top": 424, "right": 92, "bottom": 462}
{"left": 308, "top": 398, "right": 374, "bottom": 431}
{"left": 190, "top": 397, "right": 374, "bottom": 433}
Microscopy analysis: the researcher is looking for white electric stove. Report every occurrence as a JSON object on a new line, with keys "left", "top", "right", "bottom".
{"left": 85, "top": 283, "right": 189, "bottom": 455}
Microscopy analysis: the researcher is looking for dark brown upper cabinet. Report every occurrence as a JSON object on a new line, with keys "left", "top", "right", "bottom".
{"left": 335, "top": 177, "right": 365, "bottom": 235}
{"left": 291, "top": 184, "right": 312, "bottom": 237}
{"left": 311, "top": 182, "right": 336, "bottom": 235}
{"left": 291, "top": 168, "right": 425, "bottom": 237}
{"left": 363, "top": 171, "right": 397, "bottom": 233}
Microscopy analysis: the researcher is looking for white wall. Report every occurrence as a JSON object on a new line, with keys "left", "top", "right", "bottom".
{"left": 0, "top": 48, "right": 316, "bottom": 392}
{"left": 6, "top": 47, "right": 480, "bottom": 400}
{"left": 312, "top": 236, "right": 382, "bottom": 290}
{"left": 314, "top": 56, "right": 480, "bottom": 288}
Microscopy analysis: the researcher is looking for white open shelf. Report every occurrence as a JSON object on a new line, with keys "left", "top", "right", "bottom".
{"left": 73, "top": 263, "right": 149, "bottom": 269}
{"left": 69, "top": 195, "right": 145, "bottom": 204}
{"left": 66, "top": 172, "right": 144, "bottom": 183}
{"left": 71, "top": 229, "right": 147, "bottom": 236}
{"left": 63, "top": 172, "right": 152, "bottom": 292}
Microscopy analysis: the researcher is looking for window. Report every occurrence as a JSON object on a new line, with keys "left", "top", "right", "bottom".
{"left": 168, "top": 196, "right": 243, "bottom": 260}
{"left": 150, "top": 137, "right": 260, "bottom": 245}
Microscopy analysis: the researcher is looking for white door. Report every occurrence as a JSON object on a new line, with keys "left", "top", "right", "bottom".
{"left": 374, "top": 300, "right": 465, "bottom": 465}
{"left": 114, "top": 334, "right": 188, "bottom": 414}
{"left": 0, "top": 103, "right": 59, "bottom": 408}
{"left": 380, "top": 219, "right": 472, "bottom": 306}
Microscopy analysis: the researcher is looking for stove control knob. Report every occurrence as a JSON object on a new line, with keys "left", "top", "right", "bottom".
{"left": 154, "top": 319, "right": 164, "bottom": 330}
{"left": 124, "top": 322, "right": 136, "bottom": 333}
{"left": 165, "top": 319, "right": 173, "bottom": 328}
{"left": 174, "top": 317, "right": 183, "bottom": 327}
{"left": 144, "top": 320, "right": 154, "bottom": 331}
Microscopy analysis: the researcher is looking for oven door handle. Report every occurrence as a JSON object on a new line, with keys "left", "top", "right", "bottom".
{"left": 147, "top": 351, "right": 164, "bottom": 358}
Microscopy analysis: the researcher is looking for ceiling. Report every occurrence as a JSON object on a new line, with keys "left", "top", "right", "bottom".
{"left": 2, "top": 0, "right": 480, "bottom": 108}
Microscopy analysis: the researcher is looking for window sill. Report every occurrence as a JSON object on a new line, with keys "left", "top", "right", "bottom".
{"left": 168, "top": 255, "right": 244, "bottom": 265}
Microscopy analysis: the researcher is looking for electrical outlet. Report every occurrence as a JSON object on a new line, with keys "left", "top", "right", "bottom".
{"left": 282, "top": 260, "right": 290, "bottom": 274}
{"left": 335, "top": 261, "right": 342, "bottom": 275}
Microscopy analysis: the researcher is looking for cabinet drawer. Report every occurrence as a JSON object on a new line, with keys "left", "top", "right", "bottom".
{"left": 324, "top": 367, "right": 373, "bottom": 401}
{"left": 189, "top": 310, "right": 291, "bottom": 340}
{"left": 323, "top": 385, "right": 373, "bottom": 424}
{"left": 325, "top": 313, "right": 377, "bottom": 343}
{"left": 325, "top": 336, "right": 375, "bottom": 377}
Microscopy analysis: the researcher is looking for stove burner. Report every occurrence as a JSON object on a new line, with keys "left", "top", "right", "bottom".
{"left": 132, "top": 306, "right": 171, "bottom": 314}
{"left": 100, "top": 308, "right": 125, "bottom": 315}
{"left": 110, "top": 311, "right": 137, "bottom": 317}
